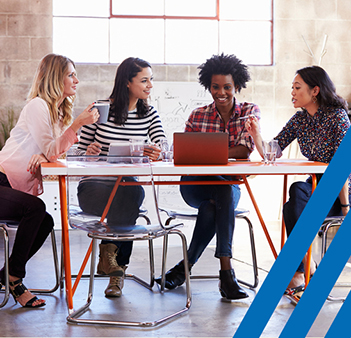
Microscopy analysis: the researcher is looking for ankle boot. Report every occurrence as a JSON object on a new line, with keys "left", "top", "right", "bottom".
{"left": 219, "top": 269, "right": 248, "bottom": 300}
{"left": 105, "top": 266, "right": 127, "bottom": 297}
{"left": 155, "top": 260, "right": 192, "bottom": 290}
{"left": 97, "top": 243, "right": 124, "bottom": 276}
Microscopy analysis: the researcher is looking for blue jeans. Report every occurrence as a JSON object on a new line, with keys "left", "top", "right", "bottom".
{"left": 77, "top": 177, "right": 145, "bottom": 266}
{"left": 180, "top": 175, "right": 241, "bottom": 265}
{"left": 283, "top": 178, "right": 349, "bottom": 273}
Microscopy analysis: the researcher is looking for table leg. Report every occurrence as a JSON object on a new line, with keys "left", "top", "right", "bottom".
{"left": 71, "top": 176, "right": 122, "bottom": 297}
{"left": 58, "top": 175, "right": 74, "bottom": 313}
{"left": 243, "top": 176, "right": 278, "bottom": 259}
{"left": 281, "top": 175, "right": 288, "bottom": 250}
{"left": 305, "top": 174, "right": 318, "bottom": 287}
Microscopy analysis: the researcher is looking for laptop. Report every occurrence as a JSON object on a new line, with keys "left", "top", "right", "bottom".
{"left": 173, "top": 132, "right": 229, "bottom": 165}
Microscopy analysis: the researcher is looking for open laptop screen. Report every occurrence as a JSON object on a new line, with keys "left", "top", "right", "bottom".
{"left": 173, "top": 132, "right": 228, "bottom": 165}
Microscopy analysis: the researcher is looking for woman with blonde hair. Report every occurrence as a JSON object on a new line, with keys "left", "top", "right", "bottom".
{"left": 0, "top": 53, "right": 98, "bottom": 308}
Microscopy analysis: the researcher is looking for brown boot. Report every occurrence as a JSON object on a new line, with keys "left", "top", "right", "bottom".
{"left": 105, "top": 266, "right": 127, "bottom": 297}
{"left": 97, "top": 243, "right": 124, "bottom": 276}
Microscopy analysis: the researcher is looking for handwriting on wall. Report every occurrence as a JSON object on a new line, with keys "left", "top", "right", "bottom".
{"left": 149, "top": 82, "right": 213, "bottom": 140}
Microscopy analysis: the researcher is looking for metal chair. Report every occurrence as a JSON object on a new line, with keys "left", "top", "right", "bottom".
{"left": 65, "top": 155, "right": 191, "bottom": 327}
{"left": 0, "top": 220, "right": 60, "bottom": 307}
{"left": 319, "top": 216, "right": 345, "bottom": 259}
{"left": 0, "top": 224, "right": 9, "bottom": 308}
{"left": 159, "top": 206, "right": 259, "bottom": 289}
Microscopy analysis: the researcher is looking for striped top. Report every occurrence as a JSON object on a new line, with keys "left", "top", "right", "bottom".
{"left": 77, "top": 106, "right": 166, "bottom": 155}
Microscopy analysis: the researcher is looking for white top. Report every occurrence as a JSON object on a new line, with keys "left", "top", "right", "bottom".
{"left": 0, "top": 97, "right": 78, "bottom": 195}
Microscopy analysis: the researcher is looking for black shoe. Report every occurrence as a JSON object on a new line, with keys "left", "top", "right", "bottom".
{"left": 155, "top": 261, "right": 191, "bottom": 290}
{"left": 219, "top": 269, "right": 248, "bottom": 300}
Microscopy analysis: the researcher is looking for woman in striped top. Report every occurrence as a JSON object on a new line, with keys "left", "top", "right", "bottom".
{"left": 76, "top": 57, "right": 166, "bottom": 297}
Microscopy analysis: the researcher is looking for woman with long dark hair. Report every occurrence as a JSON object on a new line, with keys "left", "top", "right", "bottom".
{"left": 246, "top": 65, "right": 350, "bottom": 295}
{"left": 76, "top": 57, "right": 166, "bottom": 297}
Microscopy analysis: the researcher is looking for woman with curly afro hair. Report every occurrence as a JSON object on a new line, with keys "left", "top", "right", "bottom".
{"left": 155, "top": 53, "right": 261, "bottom": 300}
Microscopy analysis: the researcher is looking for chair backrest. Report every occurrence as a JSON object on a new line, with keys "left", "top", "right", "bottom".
{"left": 66, "top": 155, "right": 166, "bottom": 238}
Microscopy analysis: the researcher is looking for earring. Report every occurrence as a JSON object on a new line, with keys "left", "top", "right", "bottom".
{"left": 312, "top": 96, "right": 317, "bottom": 103}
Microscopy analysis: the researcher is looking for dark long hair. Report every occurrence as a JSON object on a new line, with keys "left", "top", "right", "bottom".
{"left": 109, "top": 57, "right": 151, "bottom": 125}
{"left": 296, "top": 66, "right": 348, "bottom": 112}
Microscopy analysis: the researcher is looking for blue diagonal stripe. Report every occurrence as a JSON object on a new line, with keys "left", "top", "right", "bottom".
{"left": 280, "top": 214, "right": 351, "bottom": 337}
{"left": 234, "top": 129, "right": 351, "bottom": 338}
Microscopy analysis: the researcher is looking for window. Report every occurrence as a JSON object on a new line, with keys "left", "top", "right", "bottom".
{"left": 53, "top": 0, "right": 273, "bottom": 65}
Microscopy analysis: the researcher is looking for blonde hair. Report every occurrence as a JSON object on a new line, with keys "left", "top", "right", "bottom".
{"left": 28, "top": 53, "right": 76, "bottom": 128}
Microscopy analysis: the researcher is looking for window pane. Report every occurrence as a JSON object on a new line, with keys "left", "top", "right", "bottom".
{"left": 219, "top": 21, "right": 272, "bottom": 65}
{"left": 219, "top": 0, "right": 272, "bottom": 20}
{"left": 53, "top": 18, "right": 109, "bottom": 63}
{"left": 53, "top": 0, "right": 109, "bottom": 17}
{"left": 112, "top": 0, "right": 164, "bottom": 16}
{"left": 165, "top": 20, "right": 218, "bottom": 64}
{"left": 110, "top": 19, "right": 164, "bottom": 63}
{"left": 165, "top": 0, "right": 216, "bottom": 17}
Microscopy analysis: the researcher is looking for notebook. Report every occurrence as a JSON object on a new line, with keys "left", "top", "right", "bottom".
{"left": 173, "top": 132, "right": 229, "bottom": 165}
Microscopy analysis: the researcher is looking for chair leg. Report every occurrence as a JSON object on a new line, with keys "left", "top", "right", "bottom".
{"left": 67, "top": 238, "right": 97, "bottom": 323}
{"left": 67, "top": 232, "right": 191, "bottom": 327}
{"left": 160, "top": 233, "right": 169, "bottom": 292}
{"left": 236, "top": 216, "right": 259, "bottom": 289}
{"left": 162, "top": 229, "right": 192, "bottom": 314}
{"left": 29, "top": 229, "right": 60, "bottom": 294}
{"left": 321, "top": 219, "right": 343, "bottom": 259}
{"left": 0, "top": 225, "right": 10, "bottom": 308}
{"left": 188, "top": 215, "right": 259, "bottom": 290}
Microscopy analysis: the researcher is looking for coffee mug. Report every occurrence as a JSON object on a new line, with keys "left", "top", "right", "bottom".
{"left": 93, "top": 100, "right": 110, "bottom": 124}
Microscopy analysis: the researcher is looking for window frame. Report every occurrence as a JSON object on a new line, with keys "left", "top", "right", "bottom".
{"left": 53, "top": 0, "right": 274, "bottom": 66}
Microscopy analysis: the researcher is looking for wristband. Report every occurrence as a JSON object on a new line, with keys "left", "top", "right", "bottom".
{"left": 340, "top": 203, "right": 350, "bottom": 208}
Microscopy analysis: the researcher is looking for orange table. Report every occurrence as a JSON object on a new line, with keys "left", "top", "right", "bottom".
{"left": 41, "top": 159, "right": 327, "bottom": 312}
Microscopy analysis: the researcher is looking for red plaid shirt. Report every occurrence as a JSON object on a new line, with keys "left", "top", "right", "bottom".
{"left": 185, "top": 101, "right": 260, "bottom": 152}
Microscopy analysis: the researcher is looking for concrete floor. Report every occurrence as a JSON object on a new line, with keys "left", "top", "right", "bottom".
{"left": 0, "top": 220, "right": 349, "bottom": 337}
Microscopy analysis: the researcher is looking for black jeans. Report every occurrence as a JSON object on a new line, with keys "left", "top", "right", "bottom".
{"left": 77, "top": 177, "right": 145, "bottom": 266}
{"left": 0, "top": 172, "right": 54, "bottom": 280}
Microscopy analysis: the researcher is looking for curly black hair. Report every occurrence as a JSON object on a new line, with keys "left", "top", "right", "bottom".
{"left": 198, "top": 53, "right": 250, "bottom": 93}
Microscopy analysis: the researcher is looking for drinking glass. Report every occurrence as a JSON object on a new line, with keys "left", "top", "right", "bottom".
{"left": 262, "top": 139, "right": 278, "bottom": 164}
{"left": 129, "top": 138, "right": 145, "bottom": 163}
{"left": 160, "top": 139, "right": 173, "bottom": 162}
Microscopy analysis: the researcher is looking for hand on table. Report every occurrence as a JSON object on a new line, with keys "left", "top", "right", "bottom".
{"left": 27, "top": 154, "right": 48, "bottom": 174}
{"left": 86, "top": 141, "right": 102, "bottom": 156}
{"left": 144, "top": 143, "right": 161, "bottom": 161}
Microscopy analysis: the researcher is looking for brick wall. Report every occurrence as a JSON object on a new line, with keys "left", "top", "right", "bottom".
{"left": 0, "top": 0, "right": 52, "bottom": 117}
{"left": 1, "top": 0, "right": 351, "bottom": 140}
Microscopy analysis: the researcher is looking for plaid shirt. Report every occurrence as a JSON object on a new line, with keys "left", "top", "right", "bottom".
{"left": 185, "top": 101, "right": 261, "bottom": 152}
